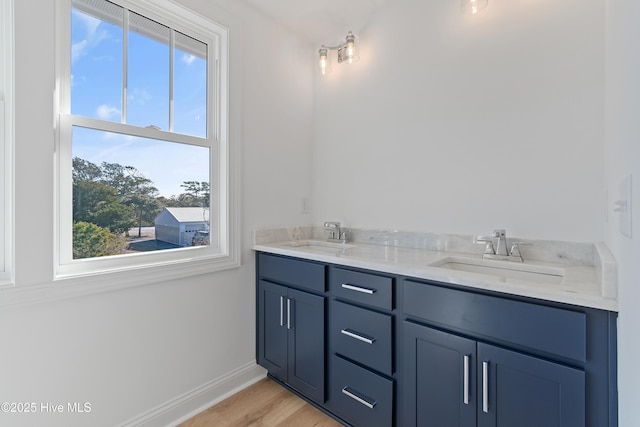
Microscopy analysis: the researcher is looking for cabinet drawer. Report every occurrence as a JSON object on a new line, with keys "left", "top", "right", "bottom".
{"left": 258, "top": 253, "right": 325, "bottom": 293}
{"left": 332, "top": 301, "right": 393, "bottom": 376}
{"left": 404, "top": 280, "right": 586, "bottom": 362}
{"left": 330, "top": 356, "right": 393, "bottom": 427}
{"left": 331, "top": 267, "right": 393, "bottom": 310}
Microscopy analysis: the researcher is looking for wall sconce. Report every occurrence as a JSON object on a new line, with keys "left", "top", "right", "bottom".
{"left": 318, "top": 31, "right": 359, "bottom": 75}
{"left": 461, "top": 0, "right": 488, "bottom": 14}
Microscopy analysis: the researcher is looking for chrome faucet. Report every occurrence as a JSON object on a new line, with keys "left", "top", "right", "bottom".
{"left": 474, "top": 229, "right": 524, "bottom": 262}
{"left": 324, "top": 221, "right": 349, "bottom": 243}
{"left": 492, "top": 229, "right": 508, "bottom": 256}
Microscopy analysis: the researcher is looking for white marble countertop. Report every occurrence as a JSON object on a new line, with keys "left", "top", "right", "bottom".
{"left": 252, "top": 228, "right": 618, "bottom": 312}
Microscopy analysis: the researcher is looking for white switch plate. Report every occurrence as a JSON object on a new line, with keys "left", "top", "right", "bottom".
{"left": 618, "top": 175, "right": 632, "bottom": 238}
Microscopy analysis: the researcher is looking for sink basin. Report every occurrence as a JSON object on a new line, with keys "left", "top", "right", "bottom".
{"left": 429, "top": 256, "right": 565, "bottom": 284}
{"left": 286, "top": 240, "right": 356, "bottom": 251}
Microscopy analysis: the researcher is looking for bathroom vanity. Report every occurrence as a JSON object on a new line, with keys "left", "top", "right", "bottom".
{"left": 254, "top": 227, "right": 618, "bottom": 427}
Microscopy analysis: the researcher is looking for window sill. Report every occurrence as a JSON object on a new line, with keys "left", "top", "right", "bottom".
{"left": 0, "top": 254, "right": 240, "bottom": 310}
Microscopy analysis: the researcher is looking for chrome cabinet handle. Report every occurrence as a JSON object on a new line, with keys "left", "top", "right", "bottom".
{"left": 341, "top": 328, "right": 375, "bottom": 345}
{"left": 286, "top": 298, "right": 291, "bottom": 330}
{"left": 341, "top": 283, "right": 375, "bottom": 294}
{"left": 341, "top": 387, "right": 376, "bottom": 409}
{"left": 482, "top": 361, "right": 489, "bottom": 413}
{"left": 279, "top": 296, "right": 284, "bottom": 327}
{"left": 463, "top": 355, "right": 470, "bottom": 405}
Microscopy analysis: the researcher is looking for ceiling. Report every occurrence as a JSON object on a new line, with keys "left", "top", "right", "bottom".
{"left": 240, "top": 0, "right": 392, "bottom": 45}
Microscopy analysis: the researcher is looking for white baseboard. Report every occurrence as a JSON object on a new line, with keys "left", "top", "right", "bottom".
{"left": 118, "top": 362, "right": 266, "bottom": 427}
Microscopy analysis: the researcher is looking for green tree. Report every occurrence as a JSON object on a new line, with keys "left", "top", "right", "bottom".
{"left": 73, "top": 157, "right": 103, "bottom": 181}
{"left": 128, "top": 193, "right": 161, "bottom": 237}
{"left": 121, "top": 168, "right": 161, "bottom": 237}
{"left": 73, "top": 221, "right": 128, "bottom": 259}
{"left": 156, "top": 181, "right": 210, "bottom": 209}
{"left": 179, "top": 180, "right": 210, "bottom": 207}
{"left": 73, "top": 158, "right": 161, "bottom": 238}
{"left": 90, "top": 200, "right": 137, "bottom": 235}
{"left": 73, "top": 179, "right": 135, "bottom": 234}
{"left": 99, "top": 161, "right": 130, "bottom": 197}
{"left": 156, "top": 195, "right": 179, "bottom": 208}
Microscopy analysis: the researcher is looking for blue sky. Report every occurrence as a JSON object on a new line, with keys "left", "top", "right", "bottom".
{"left": 70, "top": 6, "right": 210, "bottom": 198}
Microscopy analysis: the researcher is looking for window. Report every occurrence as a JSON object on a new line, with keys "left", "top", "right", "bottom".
{"left": 0, "top": 0, "right": 13, "bottom": 286}
{"left": 56, "top": 0, "right": 238, "bottom": 280}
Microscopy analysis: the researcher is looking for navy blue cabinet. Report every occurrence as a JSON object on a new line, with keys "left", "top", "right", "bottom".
{"left": 404, "top": 321, "right": 585, "bottom": 427}
{"left": 327, "top": 267, "right": 396, "bottom": 426}
{"left": 329, "top": 355, "right": 394, "bottom": 427}
{"left": 403, "top": 279, "right": 616, "bottom": 427}
{"left": 256, "top": 252, "right": 617, "bottom": 427}
{"left": 477, "top": 342, "right": 584, "bottom": 427}
{"left": 332, "top": 300, "right": 393, "bottom": 376}
{"left": 403, "top": 322, "right": 477, "bottom": 426}
{"left": 258, "top": 280, "right": 288, "bottom": 380}
{"left": 256, "top": 254, "right": 326, "bottom": 403}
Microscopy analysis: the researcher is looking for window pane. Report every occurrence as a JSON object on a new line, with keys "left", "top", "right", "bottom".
{"left": 71, "top": 126, "right": 211, "bottom": 259}
{"left": 71, "top": 1, "right": 123, "bottom": 121}
{"left": 127, "top": 11, "right": 170, "bottom": 130}
{"left": 174, "top": 31, "right": 207, "bottom": 138}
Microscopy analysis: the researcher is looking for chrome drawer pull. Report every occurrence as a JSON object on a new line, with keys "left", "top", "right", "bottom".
{"left": 341, "top": 328, "right": 375, "bottom": 345}
{"left": 287, "top": 298, "right": 292, "bottom": 330}
{"left": 341, "top": 387, "right": 376, "bottom": 409}
{"left": 482, "top": 361, "right": 489, "bottom": 413}
{"left": 463, "top": 355, "right": 470, "bottom": 405}
{"left": 341, "top": 283, "right": 376, "bottom": 294}
{"left": 279, "top": 296, "right": 284, "bottom": 327}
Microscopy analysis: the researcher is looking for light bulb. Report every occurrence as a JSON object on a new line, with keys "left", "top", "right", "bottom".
{"left": 343, "top": 31, "right": 358, "bottom": 64}
{"left": 319, "top": 47, "right": 330, "bottom": 75}
{"left": 345, "top": 43, "right": 354, "bottom": 64}
{"left": 461, "top": 0, "right": 487, "bottom": 14}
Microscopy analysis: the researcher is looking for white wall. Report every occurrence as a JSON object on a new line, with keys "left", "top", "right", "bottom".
{"left": 605, "top": 0, "right": 640, "bottom": 425}
{"left": 0, "top": 1, "right": 313, "bottom": 426}
{"left": 312, "top": 0, "right": 605, "bottom": 243}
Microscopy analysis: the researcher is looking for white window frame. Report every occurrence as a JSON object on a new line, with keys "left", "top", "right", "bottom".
{"left": 0, "top": 0, "right": 14, "bottom": 287}
{"left": 54, "top": 0, "right": 239, "bottom": 286}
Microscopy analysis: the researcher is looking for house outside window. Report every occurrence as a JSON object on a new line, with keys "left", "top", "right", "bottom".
{"left": 55, "top": 0, "right": 238, "bottom": 281}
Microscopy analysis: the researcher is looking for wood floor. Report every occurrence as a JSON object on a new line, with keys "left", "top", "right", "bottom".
{"left": 178, "top": 378, "right": 344, "bottom": 427}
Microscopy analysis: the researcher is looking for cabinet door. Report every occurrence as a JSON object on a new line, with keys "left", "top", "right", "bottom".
{"left": 403, "top": 321, "right": 477, "bottom": 427}
{"left": 477, "top": 343, "right": 585, "bottom": 427}
{"left": 287, "top": 288, "right": 325, "bottom": 403}
{"left": 257, "top": 280, "right": 288, "bottom": 381}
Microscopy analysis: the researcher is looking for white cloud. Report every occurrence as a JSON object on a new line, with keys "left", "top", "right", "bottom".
{"left": 128, "top": 88, "right": 152, "bottom": 105}
{"left": 71, "top": 10, "right": 109, "bottom": 63}
{"left": 75, "top": 10, "right": 101, "bottom": 34}
{"left": 96, "top": 104, "right": 120, "bottom": 120}
{"left": 72, "top": 39, "right": 89, "bottom": 63}
{"left": 182, "top": 53, "right": 196, "bottom": 66}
